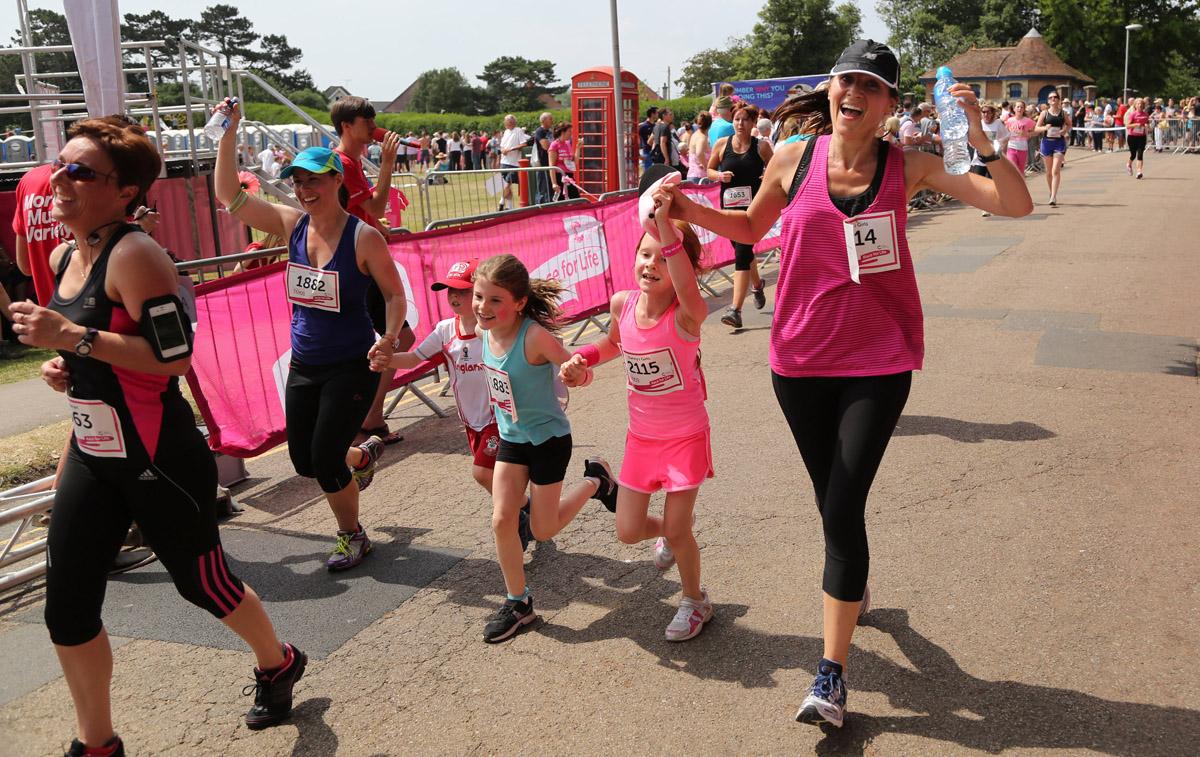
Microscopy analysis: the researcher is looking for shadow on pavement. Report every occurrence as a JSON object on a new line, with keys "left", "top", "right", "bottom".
{"left": 289, "top": 696, "right": 337, "bottom": 756}
{"left": 893, "top": 415, "right": 1055, "bottom": 443}
{"left": 444, "top": 544, "right": 1198, "bottom": 755}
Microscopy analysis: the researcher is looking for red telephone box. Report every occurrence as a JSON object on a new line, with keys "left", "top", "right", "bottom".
{"left": 571, "top": 67, "right": 638, "bottom": 196}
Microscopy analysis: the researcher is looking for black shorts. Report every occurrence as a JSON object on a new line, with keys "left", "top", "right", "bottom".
{"left": 969, "top": 164, "right": 991, "bottom": 178}
{"left": 496, "top": 433, "right": 572, "bottom": 485}
{"left": 365, "top": 279, "right": 412, "bottom": 338}
{"left": 501, "top": 167, "right": 520, "bottom": 184}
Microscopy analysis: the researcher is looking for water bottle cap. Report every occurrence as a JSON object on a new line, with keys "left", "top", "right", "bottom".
{"left": 937, "top": 66, "right": 952, "bottom": 79}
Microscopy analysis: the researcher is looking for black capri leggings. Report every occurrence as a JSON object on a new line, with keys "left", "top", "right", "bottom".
{"left": 285, "top": 357, "right": 379, "bottom": 493}
{"left": 772, "top": 371, "right": 912, "bottom": 602}
{"left": 45, "top": 430, "right": 242, "bottom": 646}
{"left": 1127, "top": 134, "right": 1147, "bottom": 161}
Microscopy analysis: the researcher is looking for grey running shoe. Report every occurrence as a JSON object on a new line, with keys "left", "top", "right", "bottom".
{"left": 352, "top": 435, "right": 384, "bottom": 492}
{"left": 752, "top": 283, "right": 766, "bottom": 310}
{"left": 326, "top": 526, "right": 372, "bottom": 571}
{"left": 720, "top": 308, "right": 743, "bottom": 329}
{"left": 583, "top": 458, "right": 618, "bottom": 512}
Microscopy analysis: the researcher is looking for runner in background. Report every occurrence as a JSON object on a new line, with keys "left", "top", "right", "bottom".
{"left": 661, "top": 39, "right": 1032, "bottom": 729}
{"left": 1035, "top": 91, "right": 1070, "bottom": 206}
{"left": 560, "top": 194, "right": 716, "bottom": 642}
{"left": 215, "top": 100, "right": 408, "bottom": 572}
{"left": 971, "top": 101, "right": 1009, "bottom": 217}
{"left": 473, "top": 254, "right": 618, "bottom": 643}
{"left": 687, "top": 112, "right": 713, "bottom": 182}
{"left": 709, "top": 101, "right": 774, "bottom": 329}
{"left": 1004, "top": 100, "right": 1035, "bottom": 174}
{"left": 12, "top": 162, "right": 71, "bottom": 305}
{"left": 1124, "top": 97, "right": 1150, "bottom": 179}
{"left": 329, "top": 96, "right": 416, "bottom": 445}
{"left": 547, "top": 123, "right": 582, "bottom": 200}
{"left": 11, "top": 116, "right": 305, "bottom": 755}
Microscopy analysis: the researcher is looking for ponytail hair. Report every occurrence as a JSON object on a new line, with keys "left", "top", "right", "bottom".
{"left": 774, "top": 84, "right": 834, "bottom": 140}
{"left": 475, "top": 253, "right": 565, "bottom": 334}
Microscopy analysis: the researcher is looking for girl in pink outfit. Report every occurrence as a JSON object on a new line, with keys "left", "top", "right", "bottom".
{"left": 560, "top": 199, "right": 713, "bottom": 642}
{"left": 1004, "top": 100, "right": 1036, "bottom": 173}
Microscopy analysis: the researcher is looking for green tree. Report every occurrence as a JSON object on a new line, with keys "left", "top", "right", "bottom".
{"left": 740, "top": 0, "right": 862, "bottom": 79}
{"left": 410, "top": 68, "right": 482, "bottom": 113}
{"left": 477, "top": 56, "right": 558, "bottom": 113}
{"left": 253, "top": 34, "right": 314, "bottom": 92}
{"left": 196, "top": 4, "right": 258, "bottom": 66}
{"left": 675, "top": 37, "right": 750, "bottom": 96}
{"left": 287, "top": 88, "right": 328, "bottom": 110}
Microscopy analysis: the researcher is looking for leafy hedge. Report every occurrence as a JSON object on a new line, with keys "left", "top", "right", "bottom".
{"left": 242, "top": 95, "right": 716, "bottom": 133}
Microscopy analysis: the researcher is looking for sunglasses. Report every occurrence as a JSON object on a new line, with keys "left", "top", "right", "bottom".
{"left": 51, "top": 158, "right": 116, "bottom": 183}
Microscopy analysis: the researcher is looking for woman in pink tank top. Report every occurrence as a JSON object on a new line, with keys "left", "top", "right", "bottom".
{"left": 560, "top": 196, "right": 715, "bottom": 642}
{"left": 661, "top": 40, "right": 1033, "bottom": 727}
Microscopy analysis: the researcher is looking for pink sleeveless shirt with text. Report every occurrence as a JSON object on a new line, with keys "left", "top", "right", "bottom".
{"left": 769, "top": 135, "right": 924, "bottom": 377}
{"left": 619, "top": 290, "right": 708, "bottom": 439}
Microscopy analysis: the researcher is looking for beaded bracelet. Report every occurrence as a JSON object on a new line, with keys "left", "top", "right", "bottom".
{"left": 660, "top": 239, "right": 683, "bottom": 259}
{"left": 227, "top": 189, "right": 249, "bottom": 213}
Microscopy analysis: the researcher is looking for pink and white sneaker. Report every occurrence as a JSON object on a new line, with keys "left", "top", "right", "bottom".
{"left": 665, "top": 589, "right": 713, "bottom": 641}
{"left": 652, "top": 537, "right": 675, "bottom": 570}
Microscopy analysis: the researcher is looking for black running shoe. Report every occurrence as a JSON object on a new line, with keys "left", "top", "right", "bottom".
{"left": 244, "top": 643, "right": 307, "bottom": 730}
{"left": 66, "top": 736, "right": 124, "bottom": 756}
{"left": 583, "top": 458, "right": 618, "bottom": 512}
{"left": 483, "top": 595, "right": 536, "bottom": 643}
{"left": 518, "top": 507, "right": 533, "bottom": 552}
{"left": 752, "top": 283, "right": 766, "bottom": 310}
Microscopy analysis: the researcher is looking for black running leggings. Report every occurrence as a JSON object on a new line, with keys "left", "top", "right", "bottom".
{"left": 285, "top": 357, "right": 379, "bottom": 493}
{"left": 772, "top": 371, "right": 912, "bottom": 602}
{"left": 45, "top": 431, "right": 243, "bottom": 646}
{"left": 1128, "top": 134, "right": 1147, "bottom": 161}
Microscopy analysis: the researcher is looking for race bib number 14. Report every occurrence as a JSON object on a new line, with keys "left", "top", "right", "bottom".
{"left": 843, "top": 210, "right": 900, "bottom": 283}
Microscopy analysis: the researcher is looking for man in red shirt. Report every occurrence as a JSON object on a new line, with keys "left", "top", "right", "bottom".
{"left": 1115, "top": 97, "right": 1129, "bottom": 150}
{"left": 330, "top": 97, "right": 413, "bottom": 444}
{"left": 12, "top": 163, "right": 71, "bottom": 305}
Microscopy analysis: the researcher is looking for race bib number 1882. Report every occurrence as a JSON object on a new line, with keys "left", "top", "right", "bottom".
{"left": 286, "top": 262, "right": 341, "bottom": 312}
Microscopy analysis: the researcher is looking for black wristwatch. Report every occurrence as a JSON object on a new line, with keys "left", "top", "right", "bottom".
{"left": 979, "top": 150, "right": 1003, "bottom": 164}
{"left": 74, "top": 327, "right": 98, "bottom": 357}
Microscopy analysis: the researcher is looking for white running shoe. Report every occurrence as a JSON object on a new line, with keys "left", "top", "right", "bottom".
{"left": 665, "top": 589, "right": 713, "bottom": 641}
{"left": 795, "top": 659, "right": 848, "bottom": 728}
{"left": 653, "top": 536, "right": 675, "bottom": 570}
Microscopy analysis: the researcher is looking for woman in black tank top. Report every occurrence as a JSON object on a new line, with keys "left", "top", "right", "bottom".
{"left": 10, "top": 117, "right": 305, "bottom": 752}
{"left": 708, "top": 101, "right": 774, "bottom": 329}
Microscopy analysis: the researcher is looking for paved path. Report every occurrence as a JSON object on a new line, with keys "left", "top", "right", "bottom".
{"left": 0, "top": 376, "right": 66, "bottom": 437}
{"left": 2, "top": 151, "right": 1198, "bottom": 755}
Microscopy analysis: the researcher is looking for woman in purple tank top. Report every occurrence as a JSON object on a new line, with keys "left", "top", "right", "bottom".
{"left": 662, "top": 40, "right": 1032, "bottom": 728}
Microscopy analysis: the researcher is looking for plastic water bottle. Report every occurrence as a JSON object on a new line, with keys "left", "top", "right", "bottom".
{"left": 932, "top": 67, "right": 970, "bottom": 175}
{"left": 203, "top": 98, "right": 237, "bottom": 141}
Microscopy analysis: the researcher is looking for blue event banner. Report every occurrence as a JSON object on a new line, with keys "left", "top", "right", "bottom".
{"left": 712, "top": 75, "right": 827, "bottom": 111}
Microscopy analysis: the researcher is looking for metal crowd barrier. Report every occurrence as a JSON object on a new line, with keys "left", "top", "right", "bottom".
{"left": 0, "top": 475, "right": 54, "bottom": 593}
{"left": 392, "top": 165, "right": 567, "bottom": 230}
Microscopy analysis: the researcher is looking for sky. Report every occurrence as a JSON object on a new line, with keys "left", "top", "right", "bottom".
{"left": 31, "top": 0, "right": 889, "bottom": 102}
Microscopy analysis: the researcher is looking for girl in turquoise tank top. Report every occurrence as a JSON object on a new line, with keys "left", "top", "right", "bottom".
{"left": 473, "top": 254, "right": 618, "bottom": 643}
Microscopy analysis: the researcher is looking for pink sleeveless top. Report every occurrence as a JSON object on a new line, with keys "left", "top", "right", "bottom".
{"left": 619, "top": 290, "right": 708, "bottom": 439}
{"left": 769, "top": 135, "right": 924, "bottom": 377}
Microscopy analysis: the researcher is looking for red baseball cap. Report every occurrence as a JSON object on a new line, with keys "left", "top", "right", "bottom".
{"left": 431, "top": 259, "right": 478, "bottom": 291}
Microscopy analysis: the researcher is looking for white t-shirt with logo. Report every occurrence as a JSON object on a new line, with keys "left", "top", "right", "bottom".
{"left": 413, "top": 317, "right": 493, "bottom": 430}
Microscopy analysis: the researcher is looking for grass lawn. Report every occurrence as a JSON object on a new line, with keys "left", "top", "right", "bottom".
{"left": 0, "top": 419, "right": 68, "bottom": 488}
{"left": 392, "top": 169, "right": 528, "bottom": 231}
{"left": 0, "top": 344, "right": 55, "bottom": 386}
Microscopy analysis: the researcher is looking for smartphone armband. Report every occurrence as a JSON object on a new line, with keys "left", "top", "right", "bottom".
{"left": 140, "top": 294, "right": 193, "bottom": 362}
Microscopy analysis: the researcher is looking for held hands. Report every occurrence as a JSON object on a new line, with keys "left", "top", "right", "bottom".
{"left": 9, "top": 300, "right": 78, "bottom": 351}
{"left": 558, "top": 353, "right": 592, "bottom": 388}
{"left": 41, "top": 356, "right": 70, "bottom": 393}
{"left": 366, "top": 335, "right": 396, "bottom": 372}
{"left": 651, "top": 187, "right": 680, "bottom": 242}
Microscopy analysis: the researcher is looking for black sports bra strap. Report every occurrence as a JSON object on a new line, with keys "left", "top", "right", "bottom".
{"left": 787, "top": 139, "right": 818, "bottom": 204}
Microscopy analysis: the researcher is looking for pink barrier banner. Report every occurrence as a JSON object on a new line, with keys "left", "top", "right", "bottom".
{"left": 188, "top": 183, "right": 782, "bottom": 457}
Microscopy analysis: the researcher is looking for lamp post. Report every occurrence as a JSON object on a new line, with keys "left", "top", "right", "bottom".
{"left": 1123, "top": 23, "right": 1143, "bottom": 102}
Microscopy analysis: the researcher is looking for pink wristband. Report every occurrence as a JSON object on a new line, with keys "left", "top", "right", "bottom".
{"left": 661, "top": 240, "right": 682, "bottom": 258}
{"left": 574, "top": 344, "right": 601, "bottom": 367}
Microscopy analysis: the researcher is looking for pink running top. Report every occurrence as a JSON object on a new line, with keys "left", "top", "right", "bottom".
{"left": 618, "top": 290, "right": 708, "bottom": 439}
{"left": 769, "top": 135, "right": 924, "bottom": 377}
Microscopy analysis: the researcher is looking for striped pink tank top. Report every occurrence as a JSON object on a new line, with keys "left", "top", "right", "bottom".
{"left": 619, "top": 290, "right": 708, "bottom": 439}
{"left": 769, "top": 135, "right": 924, "bottom": 377}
